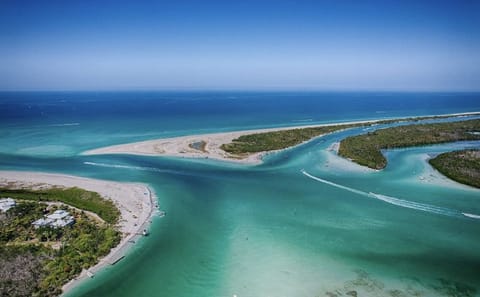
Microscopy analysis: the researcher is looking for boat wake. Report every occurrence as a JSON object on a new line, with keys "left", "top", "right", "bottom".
{"left": 462, "top": 213, "right": 480, "bottom": 220}
{"left": 301, "top": 170, "right": 479, "bottom": 220}
{"left": 301, "top": 170, "right": 369, "bottom": 197}
{"left": 369, "top": 193, "right": 461, "bottom": 218}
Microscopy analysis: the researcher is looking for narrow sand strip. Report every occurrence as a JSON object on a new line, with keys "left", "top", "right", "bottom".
{"left": 83, "top": 112, "right": 480, "bottom": 165}
{"left": 0, "top": 171, "right": 156, "bottom": 294}
{"left": 82, "top": 120, "right": 378, "bottom": 164}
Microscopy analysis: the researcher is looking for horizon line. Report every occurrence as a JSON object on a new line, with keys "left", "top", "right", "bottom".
{"left": 1, "top": 88, "right": 480, "bottom": 93}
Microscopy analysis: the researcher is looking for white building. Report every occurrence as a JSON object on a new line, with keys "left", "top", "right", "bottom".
{"left": 32, "top": 217, "right": 54, "bottom": 228}
{"left": 0, "top": 198, "right": 16, "bottom": 212}
{"left": 32, "top": 209, "right": 75, "bottom": 228}
{"left": 48, "top": 209, "right": 70, "bottom": 220}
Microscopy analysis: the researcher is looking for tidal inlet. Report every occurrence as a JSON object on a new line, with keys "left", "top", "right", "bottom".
{"left": 1, "top": 1, "right": 480, "bottom": 297}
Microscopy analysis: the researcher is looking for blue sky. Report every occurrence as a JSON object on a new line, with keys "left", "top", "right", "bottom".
{"left": 0, "top": 0, "right": 479, "bottom": 91}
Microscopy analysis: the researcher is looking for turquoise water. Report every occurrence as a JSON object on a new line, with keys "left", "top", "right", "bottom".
{"left": 1, "top": 92, "right": 480, "bottom": 296}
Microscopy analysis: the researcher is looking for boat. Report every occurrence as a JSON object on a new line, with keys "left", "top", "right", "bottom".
{"left": 142, "top": 229, "right": 148, "bottom": 236}
{"left": 87, "top": 270, "right": 95, "bottom": 278}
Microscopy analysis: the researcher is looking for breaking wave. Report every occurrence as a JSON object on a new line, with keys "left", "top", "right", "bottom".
{"left": 292, "top": 118, "right": 313, "bottom": 122}
{"left": 47, "top": 123, "right": 80, "bottom": 127}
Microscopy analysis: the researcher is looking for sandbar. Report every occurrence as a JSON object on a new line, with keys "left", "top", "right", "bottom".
{"left": 83, "top": 120, "right": 382, "bottom": 164}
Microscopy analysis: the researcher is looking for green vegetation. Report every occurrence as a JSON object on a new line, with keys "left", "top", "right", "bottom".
{"left": 38, "top": 217, "right": 120, "bottom": 296}
{"left": 0, "top": 188, "right": 122, "bottom": 296}
{"left": 0, "top": 201, "right": 47, "bottom": 243}
{"left": 220, "top": 113, "right": 480, "bottom": 156}
{"left": 338, "top": 119, "right": 480, "bottom": 169}
{"left": 0, "top": 187, "right": 120, "bottom": 224}
{"left": 0, "top": 244, "right": 51, "bottom": 297}
{"left": 429, "top": 149, "right": 480, "bottom": 188}
{"left": 221, "top": 124, "right": 362, "bottom": 155}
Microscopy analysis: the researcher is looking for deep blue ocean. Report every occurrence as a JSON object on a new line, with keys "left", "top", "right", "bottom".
{"left": 1, "top": 91, "right": 479, "bottom": 297}
{"left": 1, "top": 91, "right": 479, "bottom": 157}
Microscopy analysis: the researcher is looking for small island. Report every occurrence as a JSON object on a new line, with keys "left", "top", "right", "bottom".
{"left": 221, "top": 114, "right": 480, "bottom": 156}
{"left": 429, "top": 149, "right": 480, "bottom": 188}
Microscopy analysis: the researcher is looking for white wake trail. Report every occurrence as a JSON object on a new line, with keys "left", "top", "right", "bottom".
{"left": 301, "top": 169, "right": 369, "bottom": 197}
{"left": 301, "top": 170, "right": 479, "bottom": 219}
{"left": 462, "top": 213, "right": 480, "bottom": 219}
{"left": 368, "top": 193, "right": 461, "bottom": 217}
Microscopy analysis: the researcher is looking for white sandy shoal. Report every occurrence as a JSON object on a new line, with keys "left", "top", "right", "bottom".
{"left": 411, "top": 153, "right": 480, "bottom": 191}
{"left": 0, "top": 171, "right": 156, "bottom": 294}
{"left": 82, "top": 120, "right": 377, "bottom": 165}
{"left": 323, "top": 149, "right": 377, "bottom": 173}
{"left": 83, "top": 112, "right": 480, "bottom": 165}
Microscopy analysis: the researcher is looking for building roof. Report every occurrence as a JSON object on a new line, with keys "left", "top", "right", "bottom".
{"left": 32, "top": 217, "right": 54, "bottom": 227}
{"left": 50, "top": 216, "right": 75, "bottom": 228}
{"left": 47, "top": 209, "right": 70, "bottom": 220}
{"left": 0, "top": 198, "right": 16, "bottom": 212}
{"left": 32, "top": 209, "right": 75, "bottom": 228}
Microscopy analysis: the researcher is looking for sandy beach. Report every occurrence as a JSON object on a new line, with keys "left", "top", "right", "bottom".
{"left": 83, "top": 120, "right": 380, "bottom": 164}
{"left": 0, "top": 171, "right": 156, "bottom": 294}
{"left": 83, "top": 112, "right": 480, "bottom": 164}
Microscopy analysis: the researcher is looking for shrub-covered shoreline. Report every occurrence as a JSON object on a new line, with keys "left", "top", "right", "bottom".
{"left": 0, "top": 187, "right": 121, "bottom": 297}
{"left": 338, "top": 119, "right": 480, "bottom": 170}
{"left": 429, "top": 149, "right": 480, "bottom": 188}
{"left": 220, "top": 114, "right": 480, "bottom": 157}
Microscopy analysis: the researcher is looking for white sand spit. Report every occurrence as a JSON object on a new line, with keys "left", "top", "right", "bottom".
{"left": 83, "top": 112, "right": 480, "bottom": 165}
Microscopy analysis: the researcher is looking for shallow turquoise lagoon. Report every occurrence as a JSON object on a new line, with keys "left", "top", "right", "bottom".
{"left": 61, "top": 134, "right": 480, "bottom": 297}
{"left": 1, "top": 92, "right": 479, "bottom": 296}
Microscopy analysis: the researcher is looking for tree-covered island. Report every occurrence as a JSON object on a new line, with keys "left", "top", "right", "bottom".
{"left": 429, "top": 149, "right": 480, "bottom": 188}
{"left": 221, "top": 114, "right": 479, "bottom": 157}
{"left": 338, "top": 119, "right": 480, "bottom": 170}
{"left": 221, "top": 116, "right": 480, "bottom": 188}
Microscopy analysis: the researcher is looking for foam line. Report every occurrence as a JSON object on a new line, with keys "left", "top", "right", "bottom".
{"left": 83, "top": 161, "right": 176, "bottom": 174}
{"left": 301, "top": 170, "right": 480, "bottom": 219}
{"left": 48, "top": 123, "right": 80, "bottom": 127}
